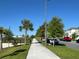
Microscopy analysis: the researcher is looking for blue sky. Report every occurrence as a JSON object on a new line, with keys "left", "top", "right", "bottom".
{"left": 0, "top": 0, "right": 79, "bottom": 36}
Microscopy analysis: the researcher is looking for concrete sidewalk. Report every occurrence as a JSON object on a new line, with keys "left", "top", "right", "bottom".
{"left": 26, "top": 38, "right": 60, "bottom": 59}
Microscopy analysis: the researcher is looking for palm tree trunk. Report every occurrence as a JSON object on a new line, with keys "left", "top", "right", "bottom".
{"left": 25, "top": 30, "right": 27, "bottom": 44}
{"left": 0, "top": 34, "right": 2, "bottom": 50}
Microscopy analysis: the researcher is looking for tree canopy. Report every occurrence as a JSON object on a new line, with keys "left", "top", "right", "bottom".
{"left": 36, "top": 22, "right": 45, "bottom": 38}
{"left": 48, "top": 16, "right": 64, "bottom": 38}
{"left": 4, "top": 29, "right": 14, "bottom": 42}
{"left": 19, "top": 19, "right": 33, "bottom": 32}
{"left": 72, "top": 33, "right": 78, "bottom": 40}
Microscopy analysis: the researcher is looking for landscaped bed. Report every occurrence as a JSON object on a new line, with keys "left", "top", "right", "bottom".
{"left": 47, "top": 45, "right": 79, "bottom": 59}
{"left": 0, "top": 45, "right": 30, "bottom": 59}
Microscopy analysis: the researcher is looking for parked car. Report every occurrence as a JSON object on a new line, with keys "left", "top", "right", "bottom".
{"left": 76, "top": 37, "right": 79, "bottom": 43}
{"left": 64, "top": 37, "right": 72, "bottom": 42}
{"left": 47, "top": 38, "right": 59, "bottom": 45}
{"left": 76, "top": 39, "right": 79, "bottom": 43}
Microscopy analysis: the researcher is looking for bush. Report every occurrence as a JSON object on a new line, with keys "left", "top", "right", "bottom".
{"left": 12, "top": 38, "right": 18, "bottom": 46}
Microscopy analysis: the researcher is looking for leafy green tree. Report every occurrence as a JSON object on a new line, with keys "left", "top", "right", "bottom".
{"left": 31, "top": 35, "right": 35, "bottom": 38}
{"left": 19, "top": 19, "right": 33, "bottom": 44}
{"left": 36, "top": 22, "right": 45, "bottom": 41}
{"left": 30, "top": 35, "right": 35, "bottom": 43}
{"left": 0, "top": 27, "right": 4, "bottom": 50}
{"left": 4, "top": 29, "right": 14, "bottom": 47}
{"left": 72, "top": 33, "right": 78, "bottom": 40}
{"left": 64, "top": 33, "right": 69, "bottom": 37}
{"left": 48, "top": 16, "right": 64, "bottom": 38}
{"left": 12, "top": 36, "right": 18, "bottom": 46}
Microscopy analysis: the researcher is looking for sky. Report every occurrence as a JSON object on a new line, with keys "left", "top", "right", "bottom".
{"left": 0, "top": 0, "right": 79, "bottom": 36}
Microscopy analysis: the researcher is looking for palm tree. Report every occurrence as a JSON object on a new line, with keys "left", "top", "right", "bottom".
{"left": 0, "top": 27, "right": 4, "bottom": 50}
{"left": 19, "top": 19, "right": 33, "bottom": 44}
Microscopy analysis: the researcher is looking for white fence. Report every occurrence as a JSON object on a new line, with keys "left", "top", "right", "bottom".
{"left": 2, "top": 43, "right": 24, "bottom": 48}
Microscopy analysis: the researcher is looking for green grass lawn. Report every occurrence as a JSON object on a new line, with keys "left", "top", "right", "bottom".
{"left": 36, "top": 38, "right": 79, "bottom": 59}
{"left": 47, "top": 45, "right": 79, "bottom": 59}
{"left": 0, "top": 45, "right": 30, "bottom": 59}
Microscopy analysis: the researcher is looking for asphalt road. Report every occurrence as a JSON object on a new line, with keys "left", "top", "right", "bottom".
{"left": 59, "top": 41, "right": 79, "bottom": 51}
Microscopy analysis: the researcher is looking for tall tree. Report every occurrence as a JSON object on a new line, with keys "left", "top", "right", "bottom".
{"left": 12, "top": 35, "right": 18, "bottom": 46}
{"left": 72, "top": 33, "right": 78, "bottom": 40}
{"left": 36, "top": 22, "right": 45, "bottom": 41}
{"left": 4, "top": 29, "right": 14, "bottom": 47}
{"left": 0, "top": 27, "right": 4, "bottom": 50}
{"left": 48, "top": 16, "right": 64, "bottom": 38}
{"left": 19, "top": 19, "right": 33, "bottom": 44}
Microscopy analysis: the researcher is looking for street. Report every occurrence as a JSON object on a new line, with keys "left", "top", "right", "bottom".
{"left": 59, "top": 41, "right": 79, "bottom": 51}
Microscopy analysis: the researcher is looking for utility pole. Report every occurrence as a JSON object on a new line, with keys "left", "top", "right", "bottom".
{"left": 44, "top": 0, "right": 48, "bottom": 46}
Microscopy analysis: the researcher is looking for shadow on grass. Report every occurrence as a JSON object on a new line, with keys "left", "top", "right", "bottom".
{"left": 56, "top": 44, "right": 65, "bottom": 46}
{"left": 0, "top": 49, "right": 27, "bottom": 59}
{"left": 10, "top": 49, "right": 26, "bottom": 56}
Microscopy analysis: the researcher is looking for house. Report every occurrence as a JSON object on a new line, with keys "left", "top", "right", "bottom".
{"left": 65, "top": 27, "right": 79, "bottom": 38}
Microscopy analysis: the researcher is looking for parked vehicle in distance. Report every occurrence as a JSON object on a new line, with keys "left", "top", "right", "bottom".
{"left": 47, "top": 38, "right": 59, "bottom": 45}
{"left": 76, "top": 39, "right": 79, "bottom": 43}
{"left": 64, "top": 37, "right": 72, "bottom": 42}
{"left": 76, "top": 37, "right": 79, "bottom": 43}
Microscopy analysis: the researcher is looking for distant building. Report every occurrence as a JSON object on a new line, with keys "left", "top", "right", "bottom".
{"left": 13, "top": 35, "right": 23, "bottom": 38}
{"left": 65, "top": 27, "right": 79, "bottom": 38}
